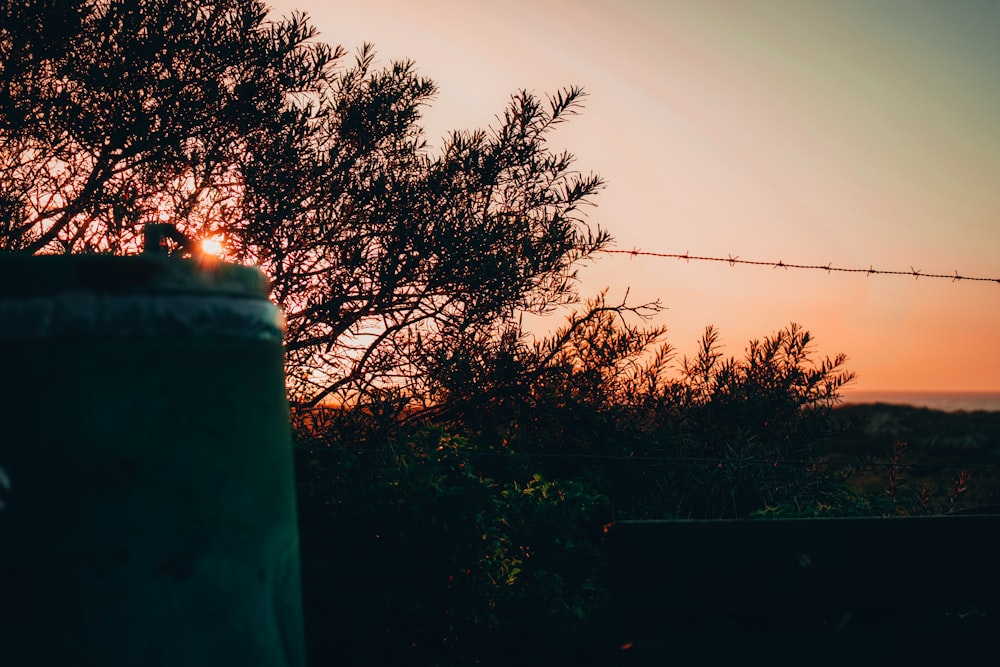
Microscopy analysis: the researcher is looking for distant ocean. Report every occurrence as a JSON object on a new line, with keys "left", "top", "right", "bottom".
{"left": 841, "top": 391, "right": 1000, "bottom": 413}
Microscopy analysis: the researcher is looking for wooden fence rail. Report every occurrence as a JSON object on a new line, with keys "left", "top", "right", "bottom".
{"left": 607, "top": 515, "right": 1000, "bottom": 665}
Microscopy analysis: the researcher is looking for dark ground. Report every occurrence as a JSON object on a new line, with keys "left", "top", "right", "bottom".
{"left": 822, "top": 403, "right": 1000, "bottom": 509}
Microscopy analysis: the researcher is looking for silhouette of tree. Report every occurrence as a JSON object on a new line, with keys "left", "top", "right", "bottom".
{"left": 1, "top": 0, "right": 610, "bottom": 406}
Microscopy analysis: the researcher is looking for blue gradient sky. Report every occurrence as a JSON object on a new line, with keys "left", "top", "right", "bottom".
{"left": 267, "top": 0, "right": 1000, "bottom": 392}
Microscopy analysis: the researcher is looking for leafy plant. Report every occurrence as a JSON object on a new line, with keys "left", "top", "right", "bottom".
{"left": 295, "top": 423, "right": 612, "bottom": 665}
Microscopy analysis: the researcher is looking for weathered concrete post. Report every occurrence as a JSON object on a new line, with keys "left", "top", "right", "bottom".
{"left": 0, "top": 246, "right": 305, "bottom": 666}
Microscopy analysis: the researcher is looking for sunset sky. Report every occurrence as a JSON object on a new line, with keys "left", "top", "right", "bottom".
{"left": 267, "top": 0, "right": 1000, "bottom": 394}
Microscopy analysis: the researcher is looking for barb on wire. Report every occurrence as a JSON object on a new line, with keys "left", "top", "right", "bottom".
{"left": 601, "top": 249, "right": 1000, "bottom": 284}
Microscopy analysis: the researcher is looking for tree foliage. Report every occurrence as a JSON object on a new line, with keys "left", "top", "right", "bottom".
{"left": 293, "top": 319, "right": 858, "bottom": 663}
{"left": 421, "top": 314, "right": 856, "bottom": 519}
{"left": 295, "top": 427, "right": 612, "bottom": 665}
{"left": 1, "top": 0, "right": 609, "bottom": 406}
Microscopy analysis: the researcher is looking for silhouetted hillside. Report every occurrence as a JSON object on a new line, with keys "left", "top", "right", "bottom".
{"left": 827, "top": 403, "right": 1000, "bottom": 458}
{"left": 822, "top": 403, "right": 1000, "bottom": 508}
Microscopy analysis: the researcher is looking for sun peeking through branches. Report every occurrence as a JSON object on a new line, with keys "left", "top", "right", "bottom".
{"left": 1, "top": 1, "right": 612, "bottom": 409}
{"left": 198, "top": 234, "right": 226, "bottom": 258}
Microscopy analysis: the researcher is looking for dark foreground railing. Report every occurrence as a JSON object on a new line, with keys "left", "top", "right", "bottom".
{"left": 608, "top": 514, "right": 1000, "bottom": 666}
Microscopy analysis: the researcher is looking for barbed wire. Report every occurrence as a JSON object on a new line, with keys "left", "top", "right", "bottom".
{"left": 298, "top": 445, "right": 1000, "bottom": 472}
{"left": 600, "top": 249, "right": 1000, "bottom": 284}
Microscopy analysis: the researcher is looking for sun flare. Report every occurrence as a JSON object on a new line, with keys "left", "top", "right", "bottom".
{"left": 199, "top": 235, "right": 226, "bottom": 257}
